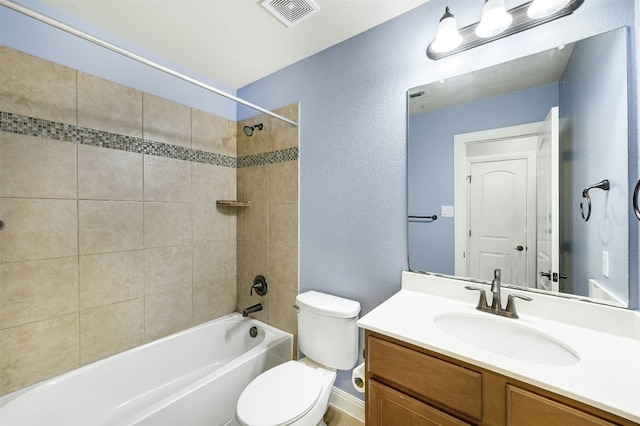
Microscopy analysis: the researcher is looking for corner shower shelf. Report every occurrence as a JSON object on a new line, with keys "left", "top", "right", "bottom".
{"left": 216, "top": 200, "right": 251, "bottom": 207}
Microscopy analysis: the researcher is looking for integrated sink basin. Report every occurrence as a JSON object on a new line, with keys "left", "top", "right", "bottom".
{"left": 434, "top": 313, "right": 580, "bottom": 366}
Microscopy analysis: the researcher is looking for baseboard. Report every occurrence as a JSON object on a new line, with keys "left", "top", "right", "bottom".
{"left": 328, "top": 386, "right": 365, "bottom": 422}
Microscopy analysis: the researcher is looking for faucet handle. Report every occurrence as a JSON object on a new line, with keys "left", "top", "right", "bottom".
{"left": 250, "top": 275, "right": 269, "bottom": 296}
{"left": 505, "top": 294, "right": 533, "bottom": 318}
{"left": 465, "top": 286, "right": 489, "bottom": 309}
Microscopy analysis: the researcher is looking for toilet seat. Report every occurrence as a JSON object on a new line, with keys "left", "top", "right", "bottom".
{"left": 236, "top": 361, "right": 325, "bottom": 426}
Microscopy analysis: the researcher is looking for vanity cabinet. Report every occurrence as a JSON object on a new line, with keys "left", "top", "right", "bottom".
{"left": 365, "top": 331, "right": 636, "bottom": 426}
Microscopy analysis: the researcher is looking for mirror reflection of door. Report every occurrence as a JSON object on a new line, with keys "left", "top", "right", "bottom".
{"left": 536, "top": 107, "right": 560, "bottom": 292}
{"left": 468, "top": 157, "right": 531, "bottom": 286}
{"left": 455, "top": 124, "right": 544, "bottom": 289}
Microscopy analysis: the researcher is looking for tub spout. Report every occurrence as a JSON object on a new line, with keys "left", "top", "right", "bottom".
{"left": 242, "top": 303, "right": 263, "bottom": 317}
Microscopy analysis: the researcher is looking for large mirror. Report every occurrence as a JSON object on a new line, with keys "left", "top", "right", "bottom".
{"left": 408, "top": 27, "right": 631, "bottom": 307}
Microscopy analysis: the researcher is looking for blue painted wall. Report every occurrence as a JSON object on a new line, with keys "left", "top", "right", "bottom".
{"left": 560, "top": 28, "right": 630, "bottom": 302}
{"left": 408, "top": 83, "right": 559, "bottom": 275}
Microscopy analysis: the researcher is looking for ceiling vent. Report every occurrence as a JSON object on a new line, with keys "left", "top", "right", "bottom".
{"left": 261, "top": 0, "right": 320, "bottom": 28}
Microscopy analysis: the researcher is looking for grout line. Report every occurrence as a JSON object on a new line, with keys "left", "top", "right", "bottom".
{"left": 75, "top": 82, "right": 81, "bottom": 367}
{"left": 190, "top": 107, "right": 195, "bottom": 326}
{"left": 74, "top": 69, "right": 81, "bottom": 368}
{"left": 142, "top": 148, "right": 147, "bottom": 342}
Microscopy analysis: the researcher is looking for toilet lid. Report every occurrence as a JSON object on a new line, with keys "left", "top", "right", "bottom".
{"left": 237, "top": 361, "right": 325, "bottom": 426}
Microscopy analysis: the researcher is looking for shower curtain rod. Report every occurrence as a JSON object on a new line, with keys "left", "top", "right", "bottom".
{"left": 0, "top": 0, "right": 298, "bottom": 127}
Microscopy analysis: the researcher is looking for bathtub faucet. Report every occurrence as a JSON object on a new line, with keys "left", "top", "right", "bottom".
{"left": 242, "top": 303, "right": 263, "bottom": 317}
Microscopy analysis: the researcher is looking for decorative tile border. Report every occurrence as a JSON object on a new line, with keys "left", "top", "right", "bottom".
{"left": 0, "top": 111, "right": 298, "bottom": 168}
{"left": 237, "top": 146, "right": 299, "bottom": 168}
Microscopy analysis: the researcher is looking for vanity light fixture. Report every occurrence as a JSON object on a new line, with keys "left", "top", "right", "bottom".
{"left": 430, "top": 7, "right": 463, "bottom": 53}
{"left": 427, "top": 0, "right": 583, "bottom": 60}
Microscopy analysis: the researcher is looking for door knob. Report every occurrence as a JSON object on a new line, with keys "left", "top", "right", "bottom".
{"left": 540, "top": 271, "right": 551, "bottom": 279}
{"left": 515, "top": 245, "right": 524, "bottom": 251}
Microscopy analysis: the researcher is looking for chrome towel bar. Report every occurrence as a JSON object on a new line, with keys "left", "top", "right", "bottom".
{"left": 408, "top": 215, "right": 438, "bottom": 222}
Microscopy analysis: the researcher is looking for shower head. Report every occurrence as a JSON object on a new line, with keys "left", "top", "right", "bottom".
{"left": 243, "top": 123, "right": 264, "bottom": 137}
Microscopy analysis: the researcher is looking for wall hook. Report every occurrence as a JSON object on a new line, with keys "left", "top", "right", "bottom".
{"left": 580, "top": 179, "right": 609, "bottom": 221}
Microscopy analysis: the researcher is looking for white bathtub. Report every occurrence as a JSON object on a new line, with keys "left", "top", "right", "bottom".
{"left": 0, "top": 313, "right": 293, "bottom": 426}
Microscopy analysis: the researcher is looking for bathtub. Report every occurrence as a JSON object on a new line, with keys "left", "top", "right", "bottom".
{"left": 0, "top": 313, "right": 293, "bottom": 426}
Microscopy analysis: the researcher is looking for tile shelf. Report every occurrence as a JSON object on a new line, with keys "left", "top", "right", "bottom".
{"left": 216, "top": 200, "right": 251, "bottom": 207}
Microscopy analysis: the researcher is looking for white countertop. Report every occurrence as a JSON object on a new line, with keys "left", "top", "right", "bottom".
{"left": 357, "top": 271, "right": 640, "bottom": 423}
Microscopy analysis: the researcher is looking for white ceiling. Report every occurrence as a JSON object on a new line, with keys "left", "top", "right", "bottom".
{"left": 39, "top": 0, "right": 430, "bottom": 89}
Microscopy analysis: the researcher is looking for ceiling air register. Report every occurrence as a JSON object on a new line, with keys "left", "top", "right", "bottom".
{"left": 262, "top": 0, "right": 320, "bottom": 28}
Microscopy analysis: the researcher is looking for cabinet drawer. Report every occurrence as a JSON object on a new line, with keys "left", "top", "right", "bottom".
{"left": 506, "top": 386, "right": 616, "bottom": 426}
{"left": 369, "top": 379, "right": 471, "bottom": 426}
{"left": 367, "top": 335, "right": 482, "bottom": 421}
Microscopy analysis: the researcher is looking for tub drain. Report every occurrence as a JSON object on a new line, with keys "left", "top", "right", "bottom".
{"left": 249, "top": 326, "right": 258, "bottom": 338}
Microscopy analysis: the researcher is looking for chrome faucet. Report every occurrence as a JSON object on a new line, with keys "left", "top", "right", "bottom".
{"left": 465, "top": 268, "right": 532, "bottom": 319}
{"left": 242, "top": 303, "right": 263, "bottom": 317}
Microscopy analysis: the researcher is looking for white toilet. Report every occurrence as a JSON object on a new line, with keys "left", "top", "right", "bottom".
{"left": 236, "top": 291, "right": 361, "bottom": 426}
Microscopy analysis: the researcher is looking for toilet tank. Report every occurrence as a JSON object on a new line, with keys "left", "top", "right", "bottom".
{"left": 295, "top": 291, "right": 361, "bottom": 370}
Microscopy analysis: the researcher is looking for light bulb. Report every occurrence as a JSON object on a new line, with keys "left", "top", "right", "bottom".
{"left": 475, "top": 0, "right": 513, "bottom": 38}
{"left": 431, "top": 7, "right": 463, "bottom": 53}
{"left": 527, "top": 0, "right": 571, "bottom": 19}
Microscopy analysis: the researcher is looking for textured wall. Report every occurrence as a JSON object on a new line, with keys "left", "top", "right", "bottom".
{"left": 237, "top": 0, "right": 638, "bottom": 397}
{"left": 559, "top": 29, "right": 629, "bottom": 302}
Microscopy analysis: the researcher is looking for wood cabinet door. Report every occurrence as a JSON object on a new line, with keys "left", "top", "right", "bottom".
{"left": 367, "top": 335, "right": 483, "bottom": 421}
{"left": 506, "top": 386, "right": 617, "bottom": 426}
{"left": 368, "top": 379, "right": 471, "bottom": 426}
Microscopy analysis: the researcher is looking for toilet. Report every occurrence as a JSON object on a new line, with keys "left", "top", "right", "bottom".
{"left": 236, "top": 291, "right": 361, "bottom": 426}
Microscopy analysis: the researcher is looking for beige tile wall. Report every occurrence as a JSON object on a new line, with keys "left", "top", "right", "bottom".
{"left": 0, "top": 47, "right": 241, "bottom": 395}
{"left": 236, "top": 104, "right": 299, "bottom": 342}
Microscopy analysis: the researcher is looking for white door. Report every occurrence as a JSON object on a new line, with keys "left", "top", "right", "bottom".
{"left": 468, "top": 157, "right": 531, "bottom": 286}
{"left": 536, "top": 107, "right": 560, "bottom": 292}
